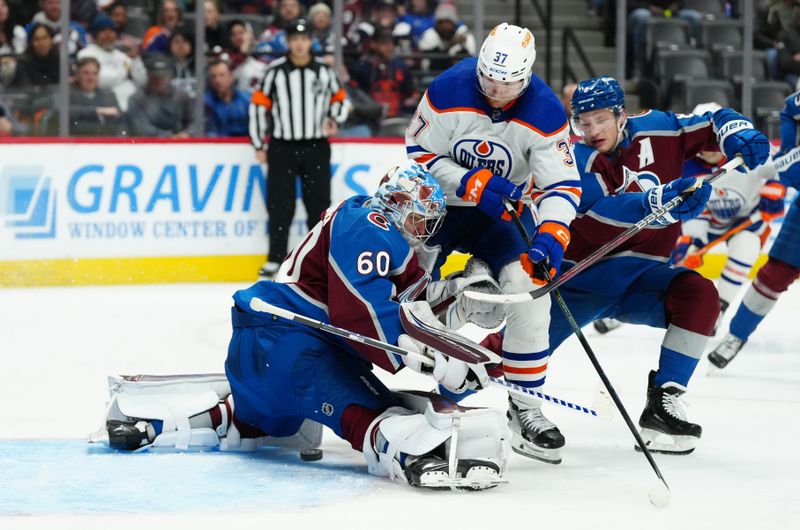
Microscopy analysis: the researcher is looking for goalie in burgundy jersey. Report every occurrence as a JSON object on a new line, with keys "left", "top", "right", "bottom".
{"left": 543, "top": 77, "right": 769, "bottom": 455}
{"left": 225, "top": 161, "right": 507, "bottom": 490}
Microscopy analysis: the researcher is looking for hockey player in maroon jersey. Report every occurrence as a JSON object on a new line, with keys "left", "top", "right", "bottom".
{"left": 532, "top": 76, "right": 769, "bottom": 454}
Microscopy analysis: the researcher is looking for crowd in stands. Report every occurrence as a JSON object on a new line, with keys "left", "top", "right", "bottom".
{"left": 0, "top": 0, "right": 477, "bottom": 137}
{"left": 2, "top": 1, "right": 791, "bottom": 139}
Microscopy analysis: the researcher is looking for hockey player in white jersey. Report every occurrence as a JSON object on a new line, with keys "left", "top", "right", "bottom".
{"left": 406, "top": 23, "right": 581, "bottom": 464}
{"left": 670, "top": 103, "right": 785, "bottom": 332}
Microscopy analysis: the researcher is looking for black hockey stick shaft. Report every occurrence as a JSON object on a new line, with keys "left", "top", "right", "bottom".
{"left": 526, "top": 155, "right": 743, "bottom": 300}
{"left": 503, "top": 200, "right": 670, "bottom": 490}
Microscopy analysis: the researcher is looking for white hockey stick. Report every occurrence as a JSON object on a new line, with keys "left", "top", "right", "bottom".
{"left": 249, "top": 297, "right": 609, "bottom": 419}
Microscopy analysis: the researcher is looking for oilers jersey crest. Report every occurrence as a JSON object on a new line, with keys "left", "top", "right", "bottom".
{"left": 405, "top": 57, "right": 581, "bottom": 228}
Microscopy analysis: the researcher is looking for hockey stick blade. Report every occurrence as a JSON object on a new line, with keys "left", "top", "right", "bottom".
{"left": 465, "top": 156, "right": 745, "bottom": 305}
{"left": 399, "top": 301, "right": 502, "bottom": 364}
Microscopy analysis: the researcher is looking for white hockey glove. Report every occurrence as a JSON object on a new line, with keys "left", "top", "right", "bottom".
{"left": 398, "top": 334, "right": 489, "bottom": 394}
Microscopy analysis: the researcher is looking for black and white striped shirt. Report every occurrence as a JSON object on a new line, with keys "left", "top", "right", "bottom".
{"left": 249, "top": 57, "right": 349, "bottom": 148}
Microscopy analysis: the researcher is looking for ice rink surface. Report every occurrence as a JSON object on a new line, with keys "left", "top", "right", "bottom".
{"left": 1, "top": 282, "right": 799, "bottom": 530}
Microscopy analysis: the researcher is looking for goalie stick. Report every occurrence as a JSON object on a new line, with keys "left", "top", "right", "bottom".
{"left": 503, "top": 199, "right": 671, "bottom": 508}
{"left": 248, "top": 297, "right": 607, "bottom": 419}
{"left": 464, "top": 155, "right": 745, "bottom": 305}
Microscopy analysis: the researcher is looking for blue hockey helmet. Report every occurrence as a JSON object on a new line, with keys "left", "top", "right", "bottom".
{"left": 372, "top": 161, "right": 447, "bottom": 246}
{"left": 570, "top": 76, "right": 625, "bottom": 116}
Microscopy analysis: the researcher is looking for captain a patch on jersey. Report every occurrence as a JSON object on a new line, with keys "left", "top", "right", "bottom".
{"left": 453, "top": 138, "right": 513, "bottom": 177}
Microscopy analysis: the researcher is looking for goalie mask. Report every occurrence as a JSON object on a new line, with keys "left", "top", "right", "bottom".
{"left": 371, "top": 161, "right": 447, "bottom": 246}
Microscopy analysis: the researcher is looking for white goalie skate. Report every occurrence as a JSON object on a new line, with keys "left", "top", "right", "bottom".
{"left": 364, "top": 391, "right": 509, "bottom": 491}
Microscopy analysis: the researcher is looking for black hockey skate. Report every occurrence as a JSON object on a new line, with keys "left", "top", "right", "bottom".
{"left": 637, "top": 371, "right": 701, "bottom": 455}
{"left": 593, "top": 318, "right": 623, "bottom": 334}
{"left": 404, "top": 455, "right": 501, "bottom": 491}
{"left": 107, "top": 419, "right": 156, "bottom": 451}
{"left": 708, "top": 333, "right": 746, "bottom": 369}
{"left": 507, "top": 398, "right": 565, "bottom": 464}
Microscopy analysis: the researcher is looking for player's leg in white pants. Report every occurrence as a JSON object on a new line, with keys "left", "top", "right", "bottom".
{"left": 717, "top": 229, "right": 762, "bottom": 331}
{"left": 498, "top": 260, "right": 565, "bottom": 464}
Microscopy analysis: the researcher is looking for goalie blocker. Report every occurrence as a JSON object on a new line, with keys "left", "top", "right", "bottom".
{"left": 89, "top": 374, "right": 509, "bottom": 491}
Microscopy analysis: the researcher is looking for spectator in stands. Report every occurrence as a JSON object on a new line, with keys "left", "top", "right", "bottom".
{"left": 77, "top": 14, "right": 146, "bottom": 112}
{"left": 349, "top": 0, "right": 407, "bottom": 55}
{"left": 258, "top": 0, "right": 303, "bottom": 44}
{"left": 256, "top": 0, "right": 335, "bottom": 62}
{"left": 348, "top": 27, "right": 418, "bottom": 119}
{"left": 628, "top": 1, "right": 703, "bottom": 75}
{"left": 341, "top": 0, "right": 369, "bottom": 44}
{"left": 418, "top": 2, "right": 476, "bottom": 72}
{"left": 0, "top": 54, "right": 15, "bottom": 86}
{"left": 6, "top": 0, "right": 35, "bottom": 24}
{"left": 70, "top": 0, "right": 98, "bottom": 28}
{"left": 104, "top": 1, "right": 142, "bottom": 56}
{"left": 69, "top": 56, "right": 124, "bottom": 136}
{"left": 127, "top": 54, "right": 193, "bottom": 137}
{"left": 11, "top": 23, "right": 59, "bottom": 89}
{"left": 397, "top": 0, "right": 436, "bottom": 45}
{"left": 204, "top": 0, "right": 227, "bottom": 52}
{"left": 308, "top": 2, "right": 335, "bottom": 56}
{"left": 0, "top": 95, "right": 25, "bottom": 135}
{"left": 0, "top": 0, "right": 26, "bottom": 54}
{"left": 226, "top": 0, "right": 273, "bottom": 15}
{"left": 168, "top": 27, "right": 197, "bottom": 98}
{"left": 204, "top": 58, "right": 249, "bottom": 137}
{"left": 225, "top": 19, "right": 267, "bottom": 94}
{"left": 225, "top": 19, "right": 253, "bottom": 69}
{"left": 766, "top": 0, "right": 800, "bottom": 33}
{"left": 338, "top": 65, "right": 383, "bottom": 137}
{"left": 30, "top": 0, "right": 87, "bottom": 55}
{"left": 143, "top": 0, "right": 183, "bottom": 53}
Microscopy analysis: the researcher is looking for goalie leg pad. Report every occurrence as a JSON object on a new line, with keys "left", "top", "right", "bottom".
{"left": 91, "top": 374, "right": 324, "bottom": 452}
{"left": 92, "top": 374, "right": 232, "bottom": 451}
{"left": 363, "top": 391, "right": 508, "bottom": 490}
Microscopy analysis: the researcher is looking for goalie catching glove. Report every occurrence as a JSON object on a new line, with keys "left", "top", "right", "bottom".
{"left": 399, "top": 334, "right": 488, "bottom": 394}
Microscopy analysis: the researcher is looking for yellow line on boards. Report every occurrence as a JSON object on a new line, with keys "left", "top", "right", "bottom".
{"left": 0, "top": 253, "right": 769, "bottom": 288}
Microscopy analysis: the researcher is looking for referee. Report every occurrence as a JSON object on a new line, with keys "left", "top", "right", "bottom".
{"left": 249, "top": 18, "right": 349, "bottom": 278}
